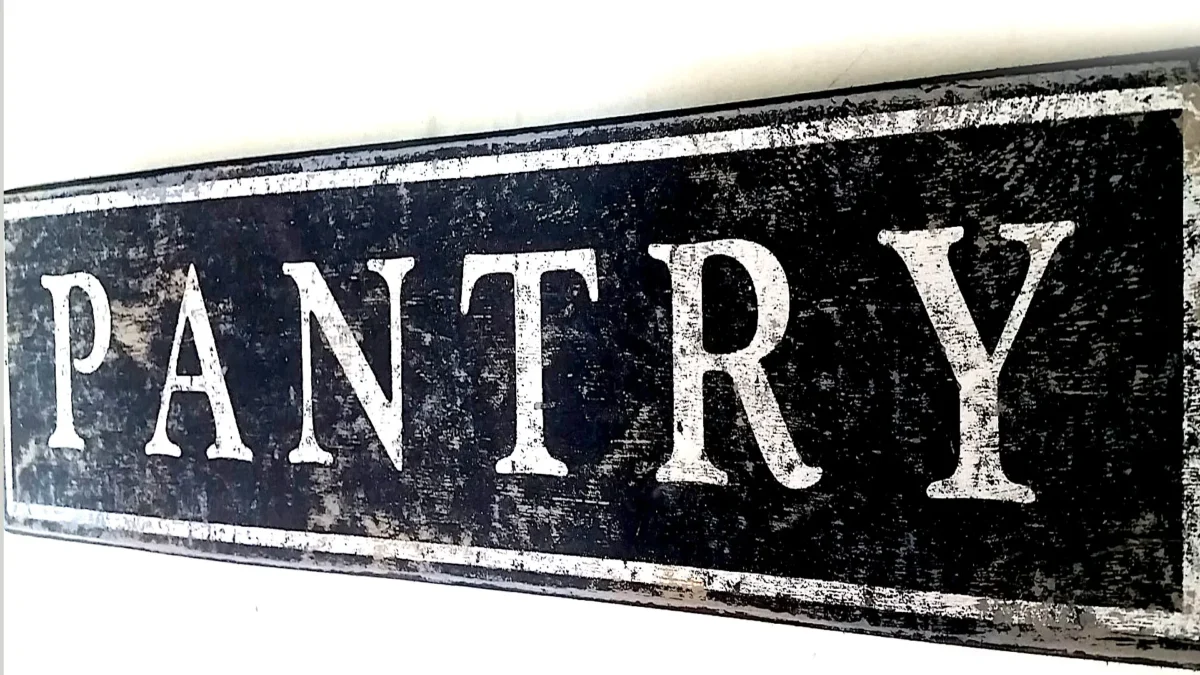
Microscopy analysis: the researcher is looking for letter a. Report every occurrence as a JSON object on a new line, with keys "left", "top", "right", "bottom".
{"left": 145, "top": 264, "right": 252, "bottom": 461}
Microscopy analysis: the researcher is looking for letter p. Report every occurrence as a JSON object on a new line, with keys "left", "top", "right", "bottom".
{"left": 41, "top": 272, "right": 111, "bottom": 450}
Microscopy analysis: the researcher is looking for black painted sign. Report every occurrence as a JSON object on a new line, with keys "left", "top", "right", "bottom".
{"left": 5, "top": 53, "right": 1200, "bottom": 665}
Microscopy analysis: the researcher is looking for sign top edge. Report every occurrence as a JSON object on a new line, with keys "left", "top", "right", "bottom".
{"left": 3, "top": 49, "right": 1197, "bottom": 211}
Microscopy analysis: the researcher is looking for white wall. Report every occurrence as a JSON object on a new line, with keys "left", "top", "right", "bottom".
{"left": 4, "top": 2, "right": 1199, "bottom": 672}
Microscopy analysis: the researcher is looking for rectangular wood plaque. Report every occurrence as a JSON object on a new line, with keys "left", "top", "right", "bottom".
{"left": 5, "top": 51, "right": 1200, "bottom": 666}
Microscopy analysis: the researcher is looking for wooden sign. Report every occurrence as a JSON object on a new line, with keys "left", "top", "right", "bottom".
{"left": 5, "top": 51, "right": 1200, "bottom": 666}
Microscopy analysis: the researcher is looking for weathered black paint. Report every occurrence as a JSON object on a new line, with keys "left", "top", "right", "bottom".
{"left": 5, "top": 52, "right": 1200, "bottom": 666}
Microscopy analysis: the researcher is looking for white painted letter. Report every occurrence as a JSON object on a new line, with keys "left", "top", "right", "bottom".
{"left": 460, "top": 248, "right": 599, "bottom": 476}
{"left": 41, "top": 272, "right": 111, "bottom": 450}
{"left": 282, "top": 258, "right": 414, "bottom": 470}
{"left": 879, "top": 221, "right": 1075, "bottom": 503}
{"left": 145, "top": 265, "right": 252, "bottom": 461}
{"left": 648, "top": 239, "right": 821, "bottom": 490}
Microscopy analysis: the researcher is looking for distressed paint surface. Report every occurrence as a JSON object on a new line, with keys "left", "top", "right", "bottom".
{"left": 5, "top": 53, "right": 1200, "bottom": 666}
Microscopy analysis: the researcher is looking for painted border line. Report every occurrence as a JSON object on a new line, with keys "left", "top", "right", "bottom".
{"left": 1182, "top": 82, "right": 1200, "bottom": 618}
{"left": 7, "top": 501, "right": 1192, "bottom": 640}
{"left": 1, "top": 86, "right": 1184, "bottom": 222}
{"left": 3, "top": 83, "right": 1196, "bottom": 641}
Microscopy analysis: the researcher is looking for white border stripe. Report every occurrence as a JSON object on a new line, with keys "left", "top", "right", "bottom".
{"left": 8, "top": 501, "right": 1191, "bottom": 639}
{"left": 2, "top": 232, "right": 11, "bottom": 513}
{"left": 1181, "top": 83, "right": 1200, "bottom": 616}
{"left": 2, "top": 86, "right": 1183, "bottom": 222}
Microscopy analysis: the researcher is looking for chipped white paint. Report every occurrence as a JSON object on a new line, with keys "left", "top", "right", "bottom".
{"left": 3, "top": 84, "right": 1196, "bottom": 639}
{"left": 6, "top": 499, "right": 1194, "bottom": 641}
{"left": 0, "top": 87, "right": 1183, "bottom": 223}
{"left": 1181, "top": 84, "right": 1200, "bottom": 616}
{"left": 40, "top": 272, "right": 111, "bottom": 450}
{"left": 649, "top": 239, "right": 821, "bottom": 489}
{"left": 879, "top": 222, "right": 1074, "bottom": 503}
{"left": 282, "top": 259, "right": 414, "bottom": 470}
{"left": 144, "top": 264, "right": 252, "bottom": 461}
{"left": 460, "top": 249, "right": 599, "bottom": 476}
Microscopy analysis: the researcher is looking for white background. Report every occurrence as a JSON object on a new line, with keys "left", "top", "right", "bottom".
{"left": 4, "top": 2, "right": 1200, "bottom": 672}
